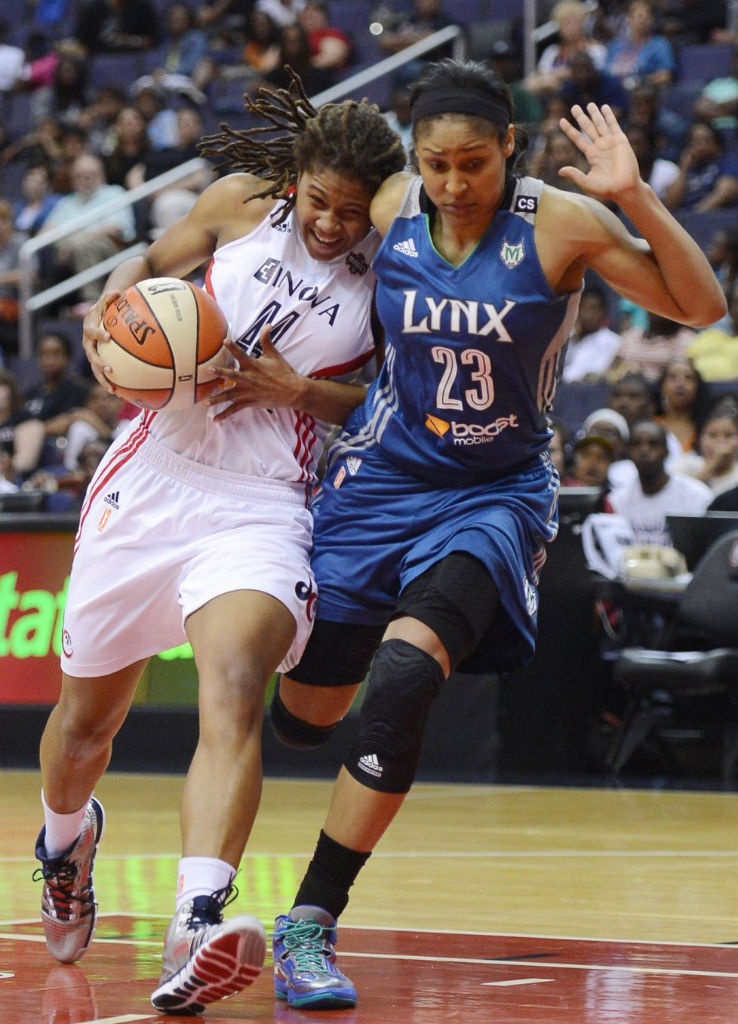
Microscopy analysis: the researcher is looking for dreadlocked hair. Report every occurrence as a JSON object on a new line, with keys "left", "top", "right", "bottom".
{"left": 199, "top": 67, "right": 406, "bottom": 223}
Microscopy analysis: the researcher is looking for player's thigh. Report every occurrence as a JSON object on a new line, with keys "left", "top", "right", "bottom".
{"left": 186, "top": 589, "right": 296, "bottom": 703}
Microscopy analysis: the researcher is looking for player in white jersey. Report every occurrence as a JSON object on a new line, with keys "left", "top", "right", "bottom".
{"left": 32, "top": 74, "right": 406, "bottom": 1017}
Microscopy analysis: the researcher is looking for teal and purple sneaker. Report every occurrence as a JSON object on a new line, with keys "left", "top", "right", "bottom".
{"left": 273, "top": 905, "right": 357, "bottom": 1009}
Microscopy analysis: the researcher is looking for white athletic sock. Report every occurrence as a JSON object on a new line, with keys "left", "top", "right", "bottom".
{"left": 176, "top": 857, "right": 236, "bottom": 911}
{"left": 41, "top": 790, "right": 90, "bottom": 858}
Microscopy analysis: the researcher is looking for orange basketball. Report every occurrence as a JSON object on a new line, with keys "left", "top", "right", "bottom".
{"left": 99, "top": 278, "right": 230, "bottom": 411}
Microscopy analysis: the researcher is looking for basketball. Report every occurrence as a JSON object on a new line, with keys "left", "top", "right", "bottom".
{"left": 99, "top": 278, "right": 230, "bottom": 411}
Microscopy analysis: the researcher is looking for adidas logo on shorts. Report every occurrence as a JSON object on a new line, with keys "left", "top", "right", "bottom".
{"left": 104, "top": 491, "right": 120, "bottom": 510}
{"left": 358, "top": 753, "right": 383, "bottom": 778}
{"left": 393, "top": 238, "right": 418, "bottom": 258}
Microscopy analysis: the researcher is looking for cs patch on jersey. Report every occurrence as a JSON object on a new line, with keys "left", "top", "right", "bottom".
{"left": 514, "top": 194, "right": 538, "bottom": 215}
{"left": 500, "top": 239, "right": 525, "bottom": 269}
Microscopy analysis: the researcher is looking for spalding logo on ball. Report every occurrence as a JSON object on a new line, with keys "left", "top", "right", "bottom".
{"left": 99, "top": 277, "right": 230, "bottom": 411}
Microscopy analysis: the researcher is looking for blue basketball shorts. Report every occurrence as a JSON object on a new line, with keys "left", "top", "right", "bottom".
{"left": 310, "top": 440, "right": 559, "bottom": 673}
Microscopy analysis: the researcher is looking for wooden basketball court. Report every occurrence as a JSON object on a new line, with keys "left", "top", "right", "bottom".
{"left": 1, "top": 770, "right": 736, "bottom": 1023}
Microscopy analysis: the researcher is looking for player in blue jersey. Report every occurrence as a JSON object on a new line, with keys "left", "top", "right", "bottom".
{"left": 211, "top": 59, "right": 726, "bottom": 1010}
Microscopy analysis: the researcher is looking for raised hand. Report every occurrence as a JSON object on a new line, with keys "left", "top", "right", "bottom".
{"left": 557, "top": 103, "right": 641, "bottom": 203}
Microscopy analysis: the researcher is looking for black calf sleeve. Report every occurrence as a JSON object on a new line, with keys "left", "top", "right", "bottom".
{"left": 270, "top": 683, "right": 338, "bottom": 749}
{"left": 344, "top": 638, "right": 445, "bottom": 794}
{"left": 293, "top": 830, "right": 371, "bottom": 920}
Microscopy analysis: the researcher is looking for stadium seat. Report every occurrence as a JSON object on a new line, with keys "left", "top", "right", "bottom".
{"left": 677, "top": 43, "right": 734, "bottom": 84}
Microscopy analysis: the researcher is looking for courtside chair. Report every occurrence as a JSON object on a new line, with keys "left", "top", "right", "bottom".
{"left": 607, "top": 530, "right": 738, "bottom": 780}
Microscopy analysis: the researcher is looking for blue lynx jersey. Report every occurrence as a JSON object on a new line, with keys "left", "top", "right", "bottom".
{"left": 338, "top": 176, "right": 581, "bottom": 485}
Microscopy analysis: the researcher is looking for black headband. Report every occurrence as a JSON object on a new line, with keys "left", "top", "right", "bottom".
{"left": 410, "top": 88, "right": 511, "bottom": 127}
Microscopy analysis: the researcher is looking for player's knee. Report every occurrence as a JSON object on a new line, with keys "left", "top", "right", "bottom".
{"left": 344, "top": 638, "right": 445, "bottom": 793}
{"left": 270, "top": 681, "right": 339, "bottom": 749}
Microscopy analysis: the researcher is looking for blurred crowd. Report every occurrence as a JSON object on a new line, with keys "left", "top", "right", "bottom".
{"left": 0, "top": 0, "right": 736, "bottom": 523}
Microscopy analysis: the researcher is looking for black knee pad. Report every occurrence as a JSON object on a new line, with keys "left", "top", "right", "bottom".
{"left": 344, "top": 638, "right": 445, "bottom": 794}
{"left": 270, "top": 682, "right": 339, "bottom": 749}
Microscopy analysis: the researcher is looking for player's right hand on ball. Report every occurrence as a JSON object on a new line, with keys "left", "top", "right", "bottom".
{"left": 83, "top": 291, "right": 121, "bottom": 391}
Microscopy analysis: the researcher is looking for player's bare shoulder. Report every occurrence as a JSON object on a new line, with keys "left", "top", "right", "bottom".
{"left": 197, "top": 173, "right": 279, "bottom": 246}
{"left": 535, "top": 183, "right": 633, "bottom": 291}
{"left": 370, "top": 172, "right": 415, "bottom": 236}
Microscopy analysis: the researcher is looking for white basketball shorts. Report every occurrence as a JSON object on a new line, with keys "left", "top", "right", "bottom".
{"left": 62, "top": 430, "right": 315, "bottom": 677}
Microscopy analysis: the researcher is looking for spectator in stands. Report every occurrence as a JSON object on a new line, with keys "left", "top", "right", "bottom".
{"left": 195, "top": 8, "right": 282, "bottom": 95}
{"left": 605, "top": 0, "right": 676, "bottom": 90}
{"left": 12, "top": 164, "right": 61, "bottom": 239}
{"left": 62, "top": 381, "right": 126, "bottom": 471}
{"left": 609, "top": 419, "right": 712, "bottom": 544}
{"left": 48, "top": 124, "right": 89, "bottom": 195}
{"left": 131, "top": 83, "right": 180, "bottom": 150}
{"left": 581, "top": 406, "right": 635, "bottom": 488}
{"left": 655, "top": 357, "right": 710, "bottom": 462}
{"left": 256, "top": 0, "right": 306, "bottom": 29}
{"left": 609, "top": 371, "right": 656, "bottom": 425}
{"left": 131, "top": 2, "right": 210, "bottom": 103}
{"left": 671, "top": 400, "right": 738, "bottom": 496}
{"left": 126, "top": 105, "right": 213, "bottom": 235}
{"left": 704, "top": 225, "right": 738, "bottom": 324}
{"left": 103, "top": 105, "right": 150, "bottom": 187}
{"left": 77, "top": 85, "right": 128, "bottom": 157}
{"left": 687, "top": 282, "right": 738, "bottom": 380}
{"left": 71, "top": 0, "right": 160, "bottom": 55}
{"left": 562, "top": 285, "right": 622, "bottom": 383}
{"left": 525, "top": 1, "right": 607, "bottom": 97}
{"left": 708, "top": 481, "right": 738, "bottom": 509}
{"left": 377, "top": 0, "right": 456, "bottom": 85}
{"left": 663, "top": 120, "right": 738, "bottom": 213}
{"left": 660, "top": 0, "right": 728, "bottom": 47}
{"left": 22, "top": 330, "right": 92, "bottom": 472}
{"left": 0, "top": 18, "right": 26, "bottom": 96}
{"left": 0, "top": 200, "right": 22, "bottom": 358}
{"left": 485, "top": 39, "right": 544, "bottom": 132}
{"left": 197, "top": 0, "right": 254, "bottom": 41}
{"left": 0, "top": 440, "right": 19, "bottom": 493}
{"left": 625, "top": 124, "right": 679, "bottom": 200}
{"left": 560, "top": 51, "right": 629, "bottom": 121}
{"left": 264, "top": 22, "right": 334, "bottom": 94}
{"left": 299, "top": 1, "right": 353, "bottom": 84}
{"left": 30, "top": 53, "right": 91, "bottom": 130}
{"left": 25, "top": 435, "right": 111, "bottom": 514}
{"left": 563, "top": 433, "right": 616, "bottom": 506}
{"left": 0, "top": 118, "right": 64, "bottom": 180}
{"left": 527, "top": 127, "right": 588, "bottom": 192}
{"left": 0, "top": 368, "right": 45, "bottom": 480}
{"left": 693, "top": 47, "right": 738, "bottom": 135}
{"left": 39, "top": 153, "right": 137, "bottom": 309}
{"left": 627, "top": 82, "right": 687, "bottom": 163}
{"left": 611, "top": 311, "right": 694, "bottom": 382}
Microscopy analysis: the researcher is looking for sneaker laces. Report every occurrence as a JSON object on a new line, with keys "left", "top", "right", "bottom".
{"left": 277, "top": 919, "right": 332, "bottom": 971}
{"left": 187, "top": 881, "right": 239, "bottom": 929}
{"left": 32, "top": 860, "right": 92, "bottom": 917}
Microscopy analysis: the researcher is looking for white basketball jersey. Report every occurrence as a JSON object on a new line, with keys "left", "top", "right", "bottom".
{"left": 137, "top": 208, "right": 379, "bottom": 487}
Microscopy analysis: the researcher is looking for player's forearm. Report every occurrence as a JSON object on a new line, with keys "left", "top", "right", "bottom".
{"left": 292, "top": 377, "right": 367, "bottom": 426}
{"left": 616, "top": 180, "right": 727, "bottom": 326}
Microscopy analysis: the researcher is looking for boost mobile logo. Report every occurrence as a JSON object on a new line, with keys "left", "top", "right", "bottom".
{"left": 424, "top": 413, "right": 519, "bottom": 444}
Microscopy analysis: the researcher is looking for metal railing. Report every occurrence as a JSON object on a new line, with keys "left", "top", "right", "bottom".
{"left": 16, "top": 26, "right": 468, "bottom": 358}
{"left": 17, "top": 157, "right": 208, "bottom": 358}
